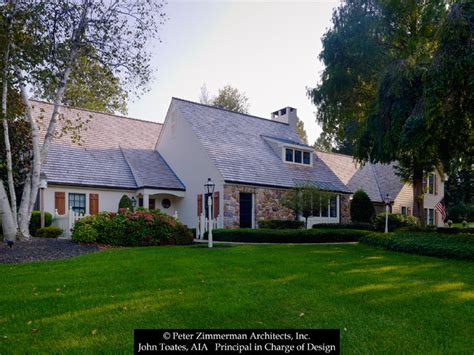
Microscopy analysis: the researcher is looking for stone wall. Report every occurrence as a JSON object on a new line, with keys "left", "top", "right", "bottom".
{"left": 223, "top": 184, "right": 294, "bottom": 228}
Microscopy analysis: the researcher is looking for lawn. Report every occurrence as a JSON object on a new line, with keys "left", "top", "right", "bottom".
{"left": 0, "top": 244, "right": 473, "bottom": 354}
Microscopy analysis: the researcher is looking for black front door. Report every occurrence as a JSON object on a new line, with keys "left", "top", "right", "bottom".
{"left": 239, "top": 193, "right": 253, "bottom": 228}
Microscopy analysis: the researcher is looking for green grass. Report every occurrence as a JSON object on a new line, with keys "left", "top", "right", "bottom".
{"left": 0, "top": 244, "right": 473, "bottom": 354}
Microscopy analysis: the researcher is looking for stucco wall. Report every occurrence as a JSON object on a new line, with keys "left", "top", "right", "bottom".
{"left": 43, "top": 185, "right": 179, "bottom": 217}
{"left": 44, "top": 185, "right": 135, "bottom": 215}
{"left": 156, "top": 102, "right": 224, "bottom": 228}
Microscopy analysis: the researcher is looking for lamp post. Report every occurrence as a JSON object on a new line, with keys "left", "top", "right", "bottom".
{"left": 131, "top": 196, "right": 137, "bottom": 211}
{"left": 39, "top": 173, "right": 48, "bottom": 228}
{"left": 204, "top": 178, "right": 215, "bottom": 248}
{"left": 384, "top": 193, "right": 391, "bottom": 233}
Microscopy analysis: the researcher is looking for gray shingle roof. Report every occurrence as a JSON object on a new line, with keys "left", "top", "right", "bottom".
{"left": 173, "top": 98, "right": 349, "bottom": 193}
{"left": 33, "top": 101, "right": 184, "bottom": 190}
{"left": 316, "top": 151, "right": 404, "bottom": 202}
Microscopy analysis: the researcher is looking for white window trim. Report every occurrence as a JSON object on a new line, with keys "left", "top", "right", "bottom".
{"left": 305, "top": 195, "right": 340, "bottom": 228}
{"left": 282, "top": 146, "right": 313, "bottom": 167}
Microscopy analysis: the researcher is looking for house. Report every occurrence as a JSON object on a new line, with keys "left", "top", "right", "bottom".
{"left": 34, "top": 97, "right": 445, "bottom": 230}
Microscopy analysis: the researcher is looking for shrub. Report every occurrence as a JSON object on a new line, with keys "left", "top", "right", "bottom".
{"left": 258, "top": 220, "right": 304, "bottom": 229}
{"left": 396, "top": 225, "right": 436, "bottom": 233}
{"left": 72, "top": 223, "right": 98, "bottom": 243}
{"left": 436, "top": 227, "right": 474, "bottom": 234}
{"left": 350, "top": 190, "right": 375, "bottom": 223}
{"left": 35, "top": 226, "right": 63, "bottom": 238}
{"left": 30, "top": 211, "right": 53, "bottom": 236}
{"left": 312, "top": 223, "right": 374, "bottom": 231}
{"left": 446, "top": 202, "right": 474, "bottom": 223}
{"left": 373, "top": 213, "right": 419, "bottom": 232}
{"left": 118, "top": 195, "right": 134, "bottom": 211}
{"left": 205, "top": 228, "right": 370, "bottom": 243}
{"left": 72, "top": 209, "right": 192, "bottom": 246}
{"left": 360, "top": 232, "right": 474, "bottom": 260}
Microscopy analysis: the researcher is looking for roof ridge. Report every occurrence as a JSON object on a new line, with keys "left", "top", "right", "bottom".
{"left": 314, "top": 149, "right": 355, "bottom": 159}
{"left": 30, "top": 99, "right": 163, "bottom": 126}
{"left": 172, "top": 97, "right": 290, "bottom": 126}
{"left": 119, "top": 146, "right": 142, "bottom": 188}
{"left": 370, "top": 163, "right": 384, "bottom": 202}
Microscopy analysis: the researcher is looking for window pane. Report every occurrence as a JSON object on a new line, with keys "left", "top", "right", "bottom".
{"left": 285, "top": 149, "right": 293, "bottom": 162}
{"left": 401, "top": 207, "right": 407, "bottom": 215}
{"left": 428, "top": 174, "right": 434, "bottom": 194}
{"left": 295, "top": 150, "right": 302, "bottom": 163}
{"left": 313, "top": 196, "right": 320, "bottom": 217}
{"left": 321, "top": 198, "right": 329, "bottom": 217}
{"left": 429, "top": 209, "right": 434, "bottom": 225}
{"left": 303, "top": 151, "right": 310, "bottom": 164}
{"left": 330, "top": 196, "right": 337, "bottom": 217}
{"left": 69, "top": 193, "right": 86, "bottom": 214}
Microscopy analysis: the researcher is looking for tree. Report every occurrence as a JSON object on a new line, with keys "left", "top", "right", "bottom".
{"left": 350, "top": 189, "right": 375, "bottom": 223}
{"left": 199, "top": 84, "right": 210, "bottom": 105}
{"left": 118, "top": 195, "right": 133, "bottom": 211}
{"left": 313, "top": 133, "right": 332, "bottom": 152}
{"left": 206, "top": 85, "right": 249, "bottom": 114}
{"left": 281, "top": 183, "right": 335, "bottom": 228}
{"left": 296, "top": 118, "right": 308, "bottom": 144}
{"left": 309, "top": 0, "right": 451, "bottom": 224}
{"left": 0, "top": 0, "right": 166, "bottom": 241}
{"left": 37, "top": 54, "right": 128, "bottom": 115}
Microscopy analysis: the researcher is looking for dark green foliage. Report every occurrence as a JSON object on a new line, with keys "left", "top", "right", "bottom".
{"left": 312, "top": 222, "right": 374, "bottom": 231}
{"left": 205, "top": 228, "right": 370, "bottom": 243}
{"left": 396, "top": 225, "right": 436, "bottom": 233}
{"left": 360, "top": 232, "right": 474, "bottom": 260}
{"left": 118, "top": 195, "right": 133, "bottom": 211}
{"left": 257, "top": 220, "right": 304, "bottom": 229}
{"left": 29, "top": 211, "right": 53, "bottom": 237}
{"left": 35, "top": 226, "right": 63, "bottom": 238}
{"left": 72, "top": 209, "right": 193, "bottom": 246}
{"left": 373, "top": 213, "right": 419, "bottom": 232}
{"left": 436, "top": 227, "right": 474, "bottom": 235}
{"left": 350, "top": 190, "right": 375, "bottom": 223}
{"left": 72, "top": 223, "right": 98, "bottom": 243}
{"left": 446, "top": 203, "right": 474, "bottom": 223}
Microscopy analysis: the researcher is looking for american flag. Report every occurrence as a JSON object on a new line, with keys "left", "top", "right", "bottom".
{"left": 435, "top": 198, "right": 446, "bottom": 221}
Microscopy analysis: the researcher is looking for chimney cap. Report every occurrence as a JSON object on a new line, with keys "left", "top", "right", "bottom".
{"left": 271, "top": 107, "right": 296, "bottom": 119}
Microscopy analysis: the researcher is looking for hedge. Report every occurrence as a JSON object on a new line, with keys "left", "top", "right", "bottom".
{"left": 35, "top": 226, "right": 63, "bottom": 238}
{"left": 257, "top": 220, "right": 304, "bottom": 229}
{"left": 373, "top": 213, "right": 419, "bottom": 232}
{"left": 204, "top": 228, "right": 371, "bottom": 243}
{"left": 312, "top": 223, "right": 374, "bottom": 231}
{"left": 359, "top": 232, "right": 474, "bottom": 260}
{"left": 72, "top": 209, "right": 193, "bottom": 246}
{"left": 30, "top": 211, "right": 53, "bottom": 236}
{"left": 436, "top": 227, "right": 474, "bottom": 234}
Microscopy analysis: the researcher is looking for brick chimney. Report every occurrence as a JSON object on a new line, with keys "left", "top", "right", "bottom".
{"left": 271, "top": 107, "right": 297, "bottom": 130}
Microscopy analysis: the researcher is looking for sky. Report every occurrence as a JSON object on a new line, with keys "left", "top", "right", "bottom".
{"left": 127, "top": 0, "right": 340, "bottom": 145}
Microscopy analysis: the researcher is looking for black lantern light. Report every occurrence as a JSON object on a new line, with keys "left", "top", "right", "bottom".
{"left": 204, "top": 178, "right": 215, "bottom": 195}
{"left": 131, "top": 196, "right": 137, "bottom": 209}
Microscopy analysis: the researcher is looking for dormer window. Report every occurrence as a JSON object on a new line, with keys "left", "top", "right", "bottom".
{"left": 285, "top": 147, "right": 312, "bottom": 166}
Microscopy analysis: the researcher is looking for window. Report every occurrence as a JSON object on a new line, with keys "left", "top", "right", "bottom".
{"left": 424, "top": 208, "right": 434, "bottom": 225}
{"left": 162, "top": 198, "right": 171, "bottom": 209}
{"left": 401, "top": 206, "right": 407, "bottom": 216}
{"left": 284, "top": 148, "right": 311, "bottom": 165}
{"left": 424, "top": 173, "right": 435, "bottom": 194}
{"left": 295, "top": 150, "right": 302, "bottom": 163}
{"left": 321, "top": 199, "right": 329, "bottom": 217}
{"left": 330, "top": 196, "right": 337, "bottom": 217}
{"left": 69, "top": 193, "right": 86, "bottom": 214}
{"left": 303, "top": 151, "right": 311, "bottom": 165}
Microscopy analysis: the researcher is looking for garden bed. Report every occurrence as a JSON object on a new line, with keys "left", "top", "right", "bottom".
{"left": 0, "top": 238, "right": 99, "bottom": 264}
{"left": 359, "top": 232, "right": 474, "bottom": 260}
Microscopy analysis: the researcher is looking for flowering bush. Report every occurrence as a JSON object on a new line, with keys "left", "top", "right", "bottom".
{"left": 71, "top": 209, "right": 193, "bottom": 246}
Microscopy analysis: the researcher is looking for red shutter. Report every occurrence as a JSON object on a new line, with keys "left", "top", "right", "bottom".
{"left": 89, "top": 194, "right": 99, "bottom": 215}
{"left": 55, "top": 192, "right": 65, "bottom": 215}
{"left": 407, "top": 207, "right": 412, "bottom": 216}
{"left": 197, "top": 194, "right": 203, "bottom": 216}
{"left": 213, "top": 191, "right": 220, "bottom": 219}
{"left": 434, "top": 210, "right": 438, "bottom": 225}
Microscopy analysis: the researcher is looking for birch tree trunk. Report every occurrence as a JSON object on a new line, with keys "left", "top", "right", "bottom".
{"left": 14, "top": 2, "right": 89, "bottom": 239}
